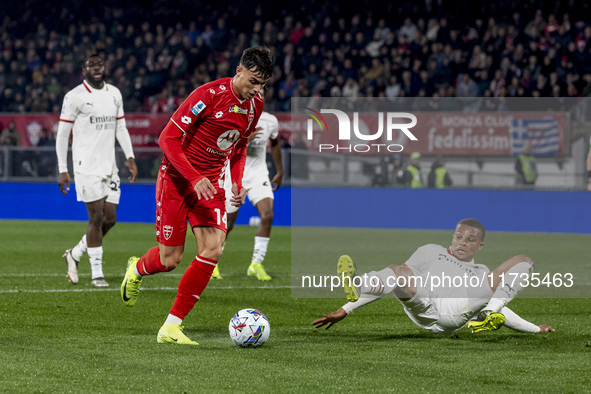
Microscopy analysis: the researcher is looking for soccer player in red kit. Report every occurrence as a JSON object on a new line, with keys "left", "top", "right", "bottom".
{"left": 120, "top": 47, "right": 274, "bottom": 345}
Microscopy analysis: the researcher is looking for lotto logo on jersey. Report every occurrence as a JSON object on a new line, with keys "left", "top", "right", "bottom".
{"left": 190, "top": 101, "right": 206, "bottom": 115}
{"left": 228, "top": 105, "right": 247, "bottom": 115}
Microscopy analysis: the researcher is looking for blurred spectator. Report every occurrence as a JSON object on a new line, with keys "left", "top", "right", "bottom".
{"left": 401, "top": 152, "right": 424, "bottom": 188}
{"left": 427, "top": 156, "right": 453, "bottom": 188}
{"left": 342, "top": 78, "right": 359, "bottom": 98}
{"left": 0, "top": 121, "right": 21, "bottom": 146}
{"left": 398, "top": 18, "right": 418, "bottom": 43}
{"left": 291, "top": 134, "right": 308, "bottom": 180}
{"left": 37, "top": 127, "right": 57, "bottom": 177}
{"left": 0, "top": 0, "right": 589, "bottom": 117}
{"left": 372, "top": 154, "right": 405, "bottom": 187}
{"left": 515, "top": 144, "right": 538, "bottom": 186}
{"left": 0, "top": 121, "right": 23, "bottom": 177}
{"left": 456, "top": 73, "right": 479, "bottom": 97}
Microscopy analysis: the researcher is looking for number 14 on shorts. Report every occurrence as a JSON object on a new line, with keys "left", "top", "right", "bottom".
{"left": 214, "top": 208, "right": 227, "bottom": 226}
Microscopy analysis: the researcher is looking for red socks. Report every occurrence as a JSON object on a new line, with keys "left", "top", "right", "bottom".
{"left": 169, "top": 255, "right": 217, "bottom": 320}
{"left": 137, "top": 246, "right": 169, "bottom": 276}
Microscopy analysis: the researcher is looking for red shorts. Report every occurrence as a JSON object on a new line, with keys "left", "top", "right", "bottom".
{"left": 155, "top": 167, "right": 228, "bottom": 246}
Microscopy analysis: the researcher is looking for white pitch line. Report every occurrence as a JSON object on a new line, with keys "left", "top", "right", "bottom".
{"left": 0, "top": 273, "right": 291, "bottom": 278}
{"left": 0, "top": 273, "right": 195, "bottom": 277}
{"left": 0, "top": 285, "right": 296, "bottom": 294}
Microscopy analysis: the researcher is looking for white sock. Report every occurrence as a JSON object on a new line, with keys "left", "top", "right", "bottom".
{"left": 343, "top": 267, "right": 396, "bottom": 314}
{"left": 252, "top": 236, "right": 270, "bottom": 263}
{"left": 71, "top": 235, "right": 87, "bottom": 261}
{"left": 165, "top": 314, "right": 183, "bottom": 325}
{"left": 359, "top": 267, "right": 397, "bottom": 296}
{"left": 87, "top": 246, "right": 104, "bottom": 279}
{"left": 485, "top": 262, "right": 533, "bottom": 312}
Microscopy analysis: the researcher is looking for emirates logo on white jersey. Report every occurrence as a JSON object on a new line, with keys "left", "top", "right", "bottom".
{"left": 217, "top": 129, "right": 240, "bottom": 150}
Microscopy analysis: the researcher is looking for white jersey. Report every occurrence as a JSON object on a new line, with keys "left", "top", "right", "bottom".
{"left": 56, "top": 80, "right": 134, "bottom": 177}
{"left": 242, "top": 111, "right": 279, "bottom": 184}
{"left": 401, "top": 244, "right": 493, "bottom": 334}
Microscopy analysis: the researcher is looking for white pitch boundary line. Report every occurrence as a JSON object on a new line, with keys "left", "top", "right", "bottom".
{"left": 2, "top": 283, "right": 588, "bottom": 294}
{"left": 0, "top": 285, "right": 297, "bottom": 294}
{"left": 0, "top": 273, "right": 292, "bottom": 277}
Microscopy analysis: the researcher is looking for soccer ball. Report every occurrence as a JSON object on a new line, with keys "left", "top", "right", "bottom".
{"left": 229, "top": 308, "right": 270, "bottom": 347}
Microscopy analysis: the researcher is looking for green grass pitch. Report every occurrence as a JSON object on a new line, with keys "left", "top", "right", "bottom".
{"left": 0, "top": 220, "right": 589, "bottom": 392}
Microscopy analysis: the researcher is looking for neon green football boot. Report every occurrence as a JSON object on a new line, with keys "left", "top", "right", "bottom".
{"left": 157, "top": 324, "right": 198, "bottom": 345}
{"left": 211, "top": 264, "right": 222, "bottom": 279}
{"left": 247, "top": 262, "right": 271, "bottom": 281}
{"left": 468, "top": 310, "right": 506, "bottom": 333}
{"left": 337, "top": 255, "right": 359, "bottom": 302}
{"left": 121, "top": 257, "right": 143, "bottom": 307}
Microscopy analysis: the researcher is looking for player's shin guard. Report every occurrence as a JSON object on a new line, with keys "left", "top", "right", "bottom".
{"left": 485, "top": 262, "right": 533, "bottom": 312}
{"left": 169, "top": 255, "right": 217, "bottom": 321}
{"left": 137, "top": 246, "right": 169, "bottom": 276}
{"left": 343, "top": 267, "right": 396, "bottom": 314}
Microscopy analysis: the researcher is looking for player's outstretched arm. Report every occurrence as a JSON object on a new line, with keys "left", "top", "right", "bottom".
{"left": 501, "top": 306, "right": 555, "bottom": 333}
{"left": 312, "top": 308, "right": 347, "bottom": 330}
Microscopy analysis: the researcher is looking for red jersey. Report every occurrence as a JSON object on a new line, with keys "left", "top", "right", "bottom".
{"left": 159, "top": 77, "right": 264, "bottom": 190}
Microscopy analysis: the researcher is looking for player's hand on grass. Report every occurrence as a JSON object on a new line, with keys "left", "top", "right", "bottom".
{"left": 230, "top": 182, "right": 247, "bottom": 207}
{"left": 539, "top": 324, "right": 555, "bottom": 332}
{"left": 58, "top": 172, "right": 70, "bottom": 195}
{"left": 312, "top": 308, "right": 347, "bottom": 330}
{"left": 194, "top": 178, "right": 217, "bottom": 200}
{"left": 271, "top": 170, "right": 283, "bottom": 191}
{"left": 126, "top": 158, "right": 138, "bottom": 183}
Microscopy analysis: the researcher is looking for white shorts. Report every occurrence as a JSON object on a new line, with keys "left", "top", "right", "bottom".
{"left": 74, "top": 173, "right": 121, "bottom": 204}
{"left": 225, "top": 175, "right": 274, "bottom": 214}
{"left": 400, "top": 286, "right": 487, "bottom": 335}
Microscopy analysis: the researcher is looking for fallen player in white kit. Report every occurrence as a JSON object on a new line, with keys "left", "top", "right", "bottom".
{"left": 312, "top": 218, "right": 555, "bottom": 335}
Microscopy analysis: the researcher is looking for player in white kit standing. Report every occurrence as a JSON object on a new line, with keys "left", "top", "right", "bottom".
{"left": 56, "top": 54, "right": 137, "bottom": 287}
{"left": 216, "top": 90, "right": 283, "bottom": 281}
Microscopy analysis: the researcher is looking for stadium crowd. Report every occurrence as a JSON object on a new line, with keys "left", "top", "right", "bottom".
{"left": 1, "top": 0, "right": 590, "bottom": 116}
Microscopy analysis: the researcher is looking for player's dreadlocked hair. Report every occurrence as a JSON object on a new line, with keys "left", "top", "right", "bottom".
{"left": 240, "top": 46, "right": 274, "bottom": 80}
{"left": 457, "top": 218, "right": 486, "bottom": 241}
